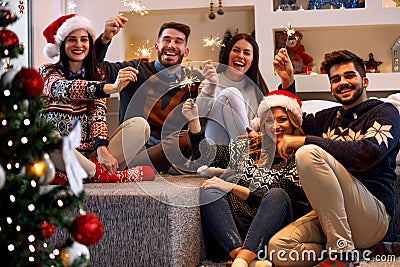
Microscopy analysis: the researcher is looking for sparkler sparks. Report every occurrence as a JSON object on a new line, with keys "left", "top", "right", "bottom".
{"left": 135, "top": 39, "right": 152, "bottom": 58}
{"left": 131, "top": 39, "right": 152, "bottom": 70}
{"left": 284, "top": 24, "right": 296, "bottom": 48}
{"left": 202, "top": 35, "right": 224, "bottom": 51}
{"left": 170, "top": 71, "right": 201, "bottom": 99}
{"left": 122, "top": 0, "right": 149, "bottom": 16}
{"left": 171, "top": 74, "right": 201, "bottom": 90}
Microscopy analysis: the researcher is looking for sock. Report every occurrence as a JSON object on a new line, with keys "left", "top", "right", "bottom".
{"left": 114, "top": 166, "right": 155, "bottom": 182}
{"left": 88, "top": 157, "right": 155, "bottom": 183}
{"left": 231, "top": 258, "right": 248, "bottom": 267}
{"left": 51, "top": 171, "right": 68, "bottom": 185}
{"left": 87, "top": 157, "right": 116, "bottom": 183}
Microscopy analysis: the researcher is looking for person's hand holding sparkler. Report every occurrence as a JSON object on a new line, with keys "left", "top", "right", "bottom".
{"left": 182, "top": 99, "right": 201, "bottom": 134}
{"left": 101, "top": 14, "right": 128, "bottom": 44}
{"left": 272, "top": 24, "right": 296, "bottom": 88}
{"left": 201, "top": 59, "right": 218, "bottom": 84}
{"left": 273, "top": 48, "right": 294, "bottom": 88}
{"left": 103, "top": 66, "right": 138, "bottom": 94}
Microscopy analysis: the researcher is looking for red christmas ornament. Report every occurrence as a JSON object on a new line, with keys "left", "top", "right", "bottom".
{"left": 70, "top": 213, "right": 104, "bottom": 246}
{"left": 0, "top": 29, "right": 19, "bottom": 47}
{"left": 14, "top": 68, "right": 44, "bottom": 98}
{"left": 40, "top": 221, "right": 55, "bottom": 239}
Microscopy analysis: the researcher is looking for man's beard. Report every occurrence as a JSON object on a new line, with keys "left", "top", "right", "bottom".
{"left": 334, "top": 83, "right": 364, "bottom": 106}
{"left": 157, "top": 48, "right": 184, "bottom": 68}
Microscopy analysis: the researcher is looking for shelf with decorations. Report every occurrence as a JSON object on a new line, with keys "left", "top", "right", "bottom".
{"left": 257, "top": 0, "right": 400, "bottom": 92}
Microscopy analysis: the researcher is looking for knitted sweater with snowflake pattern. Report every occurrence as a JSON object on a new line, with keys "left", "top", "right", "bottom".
{"left": 286, "top": 84, "right": 400, "bottom": 218}
{"left": 189, "top": 129, "right": 310, "bottom": 218}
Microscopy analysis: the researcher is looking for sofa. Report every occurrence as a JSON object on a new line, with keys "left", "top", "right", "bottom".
{"left": 53, "top": 94, "right": 400, "bottom": 267}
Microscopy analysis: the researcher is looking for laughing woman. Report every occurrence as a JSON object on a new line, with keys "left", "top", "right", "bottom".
{"left": 196, "top": 33, "right": 269, "bottom": 145}
{"left": 40, "top": 14, "right": 155, "bottom": 183}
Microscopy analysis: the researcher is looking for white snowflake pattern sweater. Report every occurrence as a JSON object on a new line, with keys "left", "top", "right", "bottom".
{"left": 302, "top": 97, "right": 399, "bottom": 218}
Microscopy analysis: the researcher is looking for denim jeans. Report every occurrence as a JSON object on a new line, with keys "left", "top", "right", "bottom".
{"left": 200, "top": 187, "right": 293, "bottom": 256}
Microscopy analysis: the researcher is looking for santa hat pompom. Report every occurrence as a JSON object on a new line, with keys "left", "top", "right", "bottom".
{"left": 257, "top": 90, "right": 303, "bottom": 126}
{"left": 42, "top": 14, "right": 96, "bottom": 59}
{"left": 43, "top": 43, "right": 59, "bottom": 59}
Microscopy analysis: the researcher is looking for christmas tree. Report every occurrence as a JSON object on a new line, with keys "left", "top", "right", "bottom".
{"left": 0, "top": 1, "right": 103, "bottom": 266}
{"left": 219, "top": 28, "right": 232, "bottom": 62}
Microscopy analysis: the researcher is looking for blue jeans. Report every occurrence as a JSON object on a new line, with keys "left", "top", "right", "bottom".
{"left": 200, "top": 187, "right": 293, "bottom": 257}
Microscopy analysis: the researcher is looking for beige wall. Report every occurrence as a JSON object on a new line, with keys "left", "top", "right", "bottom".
{"left": 122, "top": 6, "right": 254, "bottom": 64}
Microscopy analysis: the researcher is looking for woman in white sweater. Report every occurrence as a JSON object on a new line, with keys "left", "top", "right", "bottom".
{"left": 196, "top": 33, "right": 269, "bottom": 144}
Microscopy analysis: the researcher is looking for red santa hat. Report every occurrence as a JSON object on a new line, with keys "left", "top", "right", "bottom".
{"left": 43, "top": 14, "right": 96, "bottom": 59}
{"left": 257, "top": 90, "right": 303, "bottom": 127}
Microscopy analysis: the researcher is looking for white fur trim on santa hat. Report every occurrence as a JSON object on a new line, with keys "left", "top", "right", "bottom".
{"left": 43, "top": 15, "right": 96, "bottom": 59}
{"left": 257, "top": 93, "right": 303, "bottom": 126}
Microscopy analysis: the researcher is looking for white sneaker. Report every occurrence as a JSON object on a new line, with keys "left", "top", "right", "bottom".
{"left": 231, "top": 258, "right": 248, "bottom": 267}
{"left": 249, "top": 259, "right": 273, "bottom": 267}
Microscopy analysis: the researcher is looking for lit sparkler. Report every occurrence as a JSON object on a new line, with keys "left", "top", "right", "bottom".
{"left": 284, "top": 24, "right": 296, "bottom": 49}
{"left": 202, "top": 35, "right": 224, "bottom": 51}
{"left": 131, "top": 39, "right": 152, "bottom": 70}
{"left": 170, "top": 70, "right": 201, "bottom": 99}
{"left": 135, "top": 40, "right": 152, "bottom": 59}
{"left": 122, "top": 0, "right": 149, "bottom": 16}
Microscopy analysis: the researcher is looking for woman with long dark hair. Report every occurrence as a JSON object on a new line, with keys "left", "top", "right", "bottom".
{"left": 40, "top": 14, "right": 155, "bottom": 183}
{"left": 196, "top": 33, "right": 269, "bottom": 145}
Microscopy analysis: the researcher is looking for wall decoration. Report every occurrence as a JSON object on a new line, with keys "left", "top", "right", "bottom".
{"left": 344, "top": 0, "right": 359, "bottom": 8}
{"left": 279, "top": 0, "right": 299, "bottom": 11}
{"left": 364, "top": 52, "right": 382, "bottom": 73}
{"left": 208, "top": 0, "right": 215, "bottom": 19}
{"left": 307, "top": 0, "right": 364, "bottom": 9}
{"left": 392, "top": 36, "right": 400, "bottom": 72}
{"left": 275, "top": 30, "right": 314, "bottom": 74}
{"left": 209, "top": 0, "right": 224, "bottom": 20}
{"left": 308, "top": 0, "right": 343, "bottom": 9}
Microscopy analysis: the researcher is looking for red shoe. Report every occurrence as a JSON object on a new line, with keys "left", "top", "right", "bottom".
{"left": 88, "top": 157, "right": 155, "bottom": 183}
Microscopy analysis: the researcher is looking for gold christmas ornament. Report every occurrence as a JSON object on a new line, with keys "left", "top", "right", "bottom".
{"left": 25, "top": 154, "right": 56, "bottom": 184}
{"left": 26, "top": 159, "right": 46, "bottom": 179}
